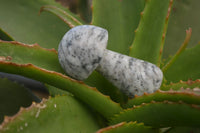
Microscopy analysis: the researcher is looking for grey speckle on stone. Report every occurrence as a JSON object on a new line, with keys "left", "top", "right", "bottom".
{"left": 96, "top": 50, "right": 163, "bottom": 97}
{"left": 58, "top": 25, "right": 108, "bottom": 80}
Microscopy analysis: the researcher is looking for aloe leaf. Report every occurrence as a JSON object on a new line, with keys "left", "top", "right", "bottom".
{"left": 164, "top": 43, "right": 200, "bottom": 83}
{"left": 92, "top": 0, "right": 145, "bottom": 55}
{"left": 161, "top": 80, "right": 200, "bottom": 91}
{"left": 123, "top": 90, "right": 200, "bottom": 109}
{"left": 0, "top": 40, "right": 64, "bottom": 73}
{"left": 164, "top": 0, "right": 200, "bottom": 58}
{"left": 110, "top": 101, "right": 200, "bottom": 128}
{"left": 97, "top": 122, "right": 159, "bottom": 133}
{"left": 0, "top": 95, "right": 101, "bottom": 133}
{"left": 0, "top": 0, "right": 72, "bottom": 49}
{"left": 0, "top": 78, "right": 40, "bottom": 124}
{"left": 129, "top": 0, "right": 173, "bottom": 65}
{"left": 0, "top": 61, "right": 122, "bottom": 119}
{"left": 39, "top": 5, "right": 84, "bottom": 28}
{"left": 0, "top": 28, "right": 13, "bottom": 41}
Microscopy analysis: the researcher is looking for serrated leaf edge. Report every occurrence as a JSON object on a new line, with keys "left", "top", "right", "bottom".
{"left": 110, "top": 100, "right": 200, "bottom": 124}
{"left": 0, "top": 61, "right": 122, "bottom": 119}
{"left": 162, "top": 79, "right": 200, "bottom": 91}
{"left": 96, "top": 121, "right": 154, "bottom": 133}
{"left": 0, "top": 40, "right": 58, "bottom": 54}
{"left": 0, "top": 98, "right": 48, "bottom": 131}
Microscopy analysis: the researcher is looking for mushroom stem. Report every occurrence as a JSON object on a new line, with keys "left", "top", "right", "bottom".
{"left": 96, "top": 50, "right": 163, "bottom": 98}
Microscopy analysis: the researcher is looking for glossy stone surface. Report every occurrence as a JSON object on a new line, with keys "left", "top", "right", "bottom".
{"left": 58, "top": 25, "right": 108, "bottom": 80}
{"left": 96, "top": 50, "right": 163, "bottom": 97}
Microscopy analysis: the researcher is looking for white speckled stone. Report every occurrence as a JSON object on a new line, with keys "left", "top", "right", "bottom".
{"left": 58, "top": 25, "right": 108, "bottom": 80}
{"left": 96, "top": 50, "right": 163, "bottom": 97}
{"left": 58, "top": 25, "right": 163, "bottom": 97}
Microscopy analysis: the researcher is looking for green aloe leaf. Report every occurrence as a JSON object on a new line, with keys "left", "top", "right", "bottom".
{"left": 92, "top": 0, "right": 145, "bottom": 55}
{"left": 0, "top": 61, "right": 122, "bottom": 119}
{"left": 0, "top": 78, "right": 40, "bottom": 124}
{"left": 164, "top": 43, "right": 200, "bottom": 83}
{"left": 0, "top": 40, "right": 64, "bottom": 73}
{"left": 110, "top": 101, "right": 200, "bottom": 128}
{"left": 0, "top": 0, "right": 73, "bottom": 49}
{"left": 96, "top": 122, "right": 159, "bottom": 133}
{"left": 0, "top": 95, "right": 101, "bottom": 133}
{"left": 0, "top": 28, "right": 13, "bottom": 41}
{"left": 123, "top": 90, "right": 200, "bottom": 109}
{"left": 161, "top": 80, "right": 200, "bottom": 91}
{"left": 39, "top": 5, "right": 84, "bottom": 28}
{"left": 129, "top": 0, "right": 173, "bottom": 65}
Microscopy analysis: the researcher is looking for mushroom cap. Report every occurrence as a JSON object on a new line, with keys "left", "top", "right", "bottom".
{"left": 58, "top": 25, "right": 108, "bottom": 80}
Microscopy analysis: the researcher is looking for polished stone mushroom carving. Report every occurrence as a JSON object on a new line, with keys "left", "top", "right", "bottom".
{"left": 58, "top": 25, "right": 163, "bottom": 97}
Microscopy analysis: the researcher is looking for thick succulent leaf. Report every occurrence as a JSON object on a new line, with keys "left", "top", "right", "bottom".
{"left": 129, "top": 0, "right": 173, "bottom": 65}
{"left": 164, "top": 44, "right": 200, "bottom": 83}
{"left": 0, "top": 95, "right": 101, "bottom": 133}
{"left": 0, "top": 40, "right": 64, "bottom": 73}
{"left": 0, "top": 78, "right": 40, "bottom": 124}
{"left": 164, "top": 0, "right": 200, "bottom": 58}
{"left": 0, "top": 61, "right": 122, "bottom": 119}
{"left": 161, "top": 80, "right": 200, "bottom": 91}
{"left": 0, "top": 0, "right": 73, "bottom": 49}
{"left": 0, "top": 28, "right": 13, "bottom": 41}
{"left": 40, "top": 5, "right": 84, "bottom": 28}
{"left": 110, "top": 101, "right": 200, "bottom": 128}
{"left": 96, "top": 122, "right": 159, "bottom": 133}
{"left": 92, "top": 0, "right": 145, "bottom": 55}
{"left": 123, "top": 90, "right": 200, "bottom": 109}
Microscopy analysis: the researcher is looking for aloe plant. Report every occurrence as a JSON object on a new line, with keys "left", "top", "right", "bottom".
{"left": 0, "top": 0, "right": 200, "bottom": 132}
